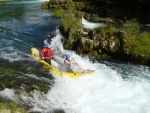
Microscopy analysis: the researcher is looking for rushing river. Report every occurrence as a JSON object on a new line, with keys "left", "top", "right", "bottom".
{"left": 0, "top": 0, "right": 150, "bottom": 113}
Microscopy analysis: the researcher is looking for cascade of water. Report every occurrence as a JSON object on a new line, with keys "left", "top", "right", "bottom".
{"left": 82, "top": 17, "right": 104, "bottom": 29}
{"left": 19, "top": 30, "right": 150, "bottom": 113}
{"left": 0, "top": 1, "right": 150, "bottom": 113}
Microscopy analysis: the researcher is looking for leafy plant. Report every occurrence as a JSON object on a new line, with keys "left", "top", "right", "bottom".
{"left": 123, "top": 19, "right": 140, "bottom": 36}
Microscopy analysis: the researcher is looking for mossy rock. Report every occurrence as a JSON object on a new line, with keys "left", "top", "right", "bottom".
{"left": 49, "top": 0, "right": 74, "bottom": 9}
{"left": 0, "top": 75, "right": 51, "bottom": 93}
{"left": 51, "top": 0, "right": 150, "bottom": 66}
{"left": 0, "top": 67, "right": 22, "bottom": 77}
{"left": 62, "top": 39, "right": 73, "bottom": 50}
{"left": 0, "top": 98, "right": 28, "bottom": 113}
{"left": 60, "top": 14, "right": 82, "bottom": 37}
{"left": 80, "top": 37, "right": 94, "bottom": 52}
{"left": 52, "top": 109, "right": 65, "bottom": 113}
{"left": 74, "top": 1, "right": 86, "bottom": 10}
{"left": 41, "top": 1, "right": 49, "bottom": 9}
{"left": 52, "top": 9, "right": 66, "bottom": 17}
{"left": 88, "top": 50, "right": 99, "bottom": 57}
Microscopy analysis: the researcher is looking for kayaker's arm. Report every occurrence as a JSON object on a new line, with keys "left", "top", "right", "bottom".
{"left": 65, "top": 59, "right": 72, "bottom": 64}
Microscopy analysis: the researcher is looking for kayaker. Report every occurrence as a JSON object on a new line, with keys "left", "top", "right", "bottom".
{"left": 40, "top": 42, "right": 54, "bottom": 65}
{"left": 64, "top": 54, "right": 74, "bottom": 64}
{"left": 64, "top": 54, "right": 75, "bottom": 72}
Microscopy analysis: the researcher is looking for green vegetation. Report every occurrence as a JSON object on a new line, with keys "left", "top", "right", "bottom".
{"left": 97, "top": 25, "right": 116, "bottom": 39}
{"left": 41, "top": 1, "right": 49, "bottom": 9}
{"left": 88, "top": 50, "right": 99, "bottom": 57}
{"left": 50, "top": 0, "right": 81, "bottom": 35}
{"left": 0, "top": 67, "right": 22, "bottom": 77}
{"left": 131, "top": 32, "right": 150, "bottom": 55}
{"left": 123, "top": 19, "right": 140, "bottom": 36}
{"left": 0, "top": 101, "right": 27, "bottom": 113}
{"left": 0, "top": 0, "right": 8, "bottom": 1}
{"left": 0, "top": 66, "right": 50, "bottom": 92}
{"left": 122, "top": 20, "right": 150, "bottom": 55}
{"left": 67, "top": 0, "right": 75, "bottom": 8}
{"left": 61, "top": 15, "right": 75, "bottom": 33}
{"left": 52, "top": 9, "right": 66, "bottom": 17}
{"left": 92, "top": 19, "right": 150, "bottom": 57}
{"left": 48, "top": 0, "right": 150, "bottom": 64}
{"left": 93, "top": 19, "right": 150, "bottom": 56}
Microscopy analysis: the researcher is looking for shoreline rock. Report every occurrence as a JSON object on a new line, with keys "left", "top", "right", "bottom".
{"left": 44, "top": 0, "right": 150, "bottom": 66}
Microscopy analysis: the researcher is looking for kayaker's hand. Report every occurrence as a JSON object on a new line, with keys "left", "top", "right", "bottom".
{"left": 42, "top": 57, "right": 45, "bottom": 59}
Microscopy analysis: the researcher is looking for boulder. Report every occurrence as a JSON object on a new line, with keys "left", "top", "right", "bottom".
{"left": 49, "top": 0, "right": 68, "bottom": 9}
{"left": 78, "top": 37, "right": 94, "bottom": 52}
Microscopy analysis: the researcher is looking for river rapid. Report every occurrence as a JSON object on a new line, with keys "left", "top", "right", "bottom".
{"left": 0, "top": 0, "right": 150, "bottom": 113}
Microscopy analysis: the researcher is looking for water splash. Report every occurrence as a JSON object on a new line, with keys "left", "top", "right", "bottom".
{"left": 82, "top": 17, "right": 104, "bottom": 29}
{"left": 1, "top": 1, "right": 150, "bottom": 112}
{"left": 19, "top": 30, "right": 150, "bottom": 113}
{"left": 0, "top": 88, "right": 16, "bottom": 101}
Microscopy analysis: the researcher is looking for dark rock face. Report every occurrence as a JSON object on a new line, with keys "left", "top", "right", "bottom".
{"left": 73, "top": 0, "right": 150, "bottom": 24}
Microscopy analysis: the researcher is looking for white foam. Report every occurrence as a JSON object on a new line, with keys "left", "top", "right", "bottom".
{"left": 0, "top": 50, "right": 30, "bottom": 62}
{"left": 18, "top": 30, "right": 150, "bottom": 113}
{"left": 82, "top": 17, "right": 104, "bottom": 29}
{"left": 20, "top": 64, "right": 150, "bottom": 113}
{"left": 0, "top": 88, "right": 16, "bottom": 101}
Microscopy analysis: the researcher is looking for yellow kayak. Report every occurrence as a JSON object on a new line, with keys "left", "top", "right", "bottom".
{"left": 31, "top": 48, "right": 94, "bottom": 78}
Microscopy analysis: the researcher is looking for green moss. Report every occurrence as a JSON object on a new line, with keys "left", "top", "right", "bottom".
{"left": 41, "top": 1, "right": 49, "bottom": 9}
{"left": 72, "top": 30, "right": 81, "bottom": 42}
{"left": 63, "top": 39, "right": 73, "bottom": 50}
{"left": 123, "top": 19, "right": 140, "bottom": 36}
{"left": 95, "top": 25, "right": 116, "bottom": 39}
{"left": 52, "top": 9, "right": 66, "bottom": 17}
{"left": 121, "top": 20, "right": 150, "bottom": 56}
{"left": 49, "top": 0, "right": 75, "bottom": 9}
{"left": 74, "top": 1, "right": 86, "bottom": 10}
{"left": 67, "top": 6, "right": 76, "bottom": 13}
{"left": 32, "top": 84, "right": 40, "bottom": 90}
{"left": 131, "top": 32, "right": 150, "bottom": 55}
{"left": 0, "top": 102, "right": 27, "bottom": 113}
{"left": 88, "top": 50, "right": 99, "bottom": 57}
{"left": 60, "top": 14, "right": 81, "bottom": 34}
{"left": 0, "top": 74, "right": 50, "bottom": 93}
{"left": 67, "top": 0, "right": 75, "bottom": 9}
{"left": 0, "top": 103, "right": 7, "bottom": 109}
{"left": 0, "top": 67, "right": 22, "bottom": 77}
{"left": 82, "top": 39, "right": 93, "bottom": 52}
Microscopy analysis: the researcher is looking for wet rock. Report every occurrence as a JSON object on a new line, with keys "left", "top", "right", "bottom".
{"left": 84, "top": 13, "right": 114, "bottom": 23}
{"left": 0, "top": 97, "right": 27, "bottom": 113}
{"left": 78, "top": 37, "right": 94, "bottom": 52}
{"left": 53, "top": 109, "right": 65, "bottom": 113}
{"left": 0, "top": 64, "right": 52, "bottom": 93}
{"left": 49, "top": 0, "right": 70, "bottom": 9}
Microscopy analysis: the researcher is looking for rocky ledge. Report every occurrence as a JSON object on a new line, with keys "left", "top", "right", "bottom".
{"left": 42, "top": 0, "right": 150, "bottom": 66}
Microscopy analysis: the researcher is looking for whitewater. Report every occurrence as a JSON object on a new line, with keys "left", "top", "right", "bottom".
{"left": 18, "top": 30, "right": 150, "bottom": 113}
{"left": 0, "top": 0, "right": 150, "bottom": 113}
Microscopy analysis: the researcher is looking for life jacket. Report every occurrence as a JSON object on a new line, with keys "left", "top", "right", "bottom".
{"left": 40, "top": 47, "right": 54, "bottom": 60}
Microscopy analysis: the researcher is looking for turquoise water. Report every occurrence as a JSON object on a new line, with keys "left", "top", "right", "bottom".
{"left": 0, "top": 1, "right": 150, "bottom": 113}
{"left": 0, "top": 0, "right": 60, "bottom": 61}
